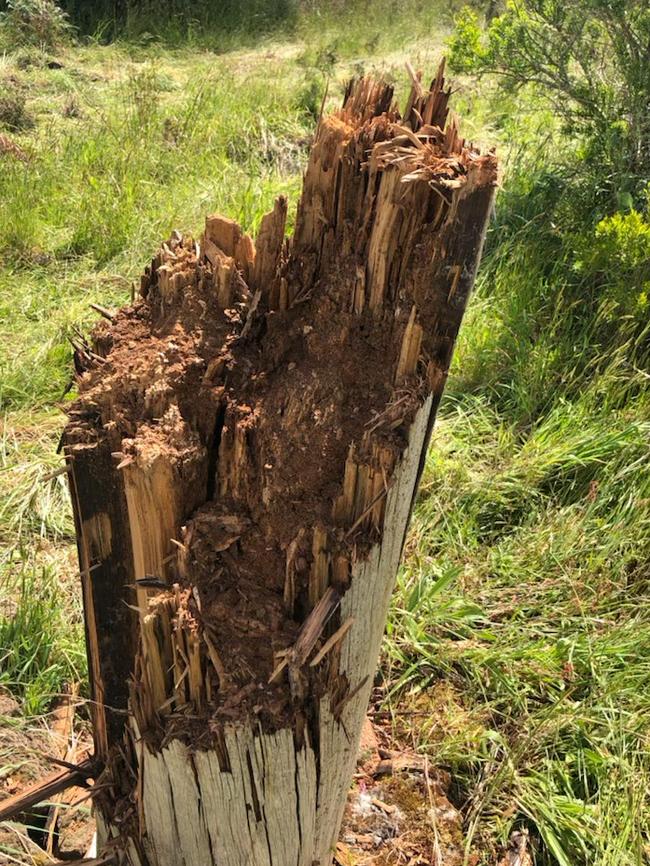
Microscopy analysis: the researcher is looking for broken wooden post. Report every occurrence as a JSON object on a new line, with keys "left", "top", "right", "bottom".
{"left": 64, "top": 65, "right": 497, "bottom": 866}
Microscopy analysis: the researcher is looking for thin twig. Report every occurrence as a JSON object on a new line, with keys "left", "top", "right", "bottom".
{"left": 310, "top": 617, "right": 355, "bottom": 667}
{"left": 41, "top": 465, "right": 70, "bottom": 482}
{"left": 89, "top": 303, "right": 115, "bottom": 322}
{"left": 345, "top": 488, "right": 388, "bottom": 538}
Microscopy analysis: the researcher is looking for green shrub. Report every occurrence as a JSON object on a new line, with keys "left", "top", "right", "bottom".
{"left": 577, "top": 208, "right": 650, "bottom": 324}
{"left": 0, "top": 0, "right": 72, "bottom": 50}
{"left": 448, "top": 0, "right": 650, "bottom": 208}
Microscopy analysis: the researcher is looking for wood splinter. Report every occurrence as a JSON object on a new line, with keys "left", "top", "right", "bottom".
{"left": 0, "top": 758, "right": 95, "bottom": 823}
{"left": 310, "top": 617, "right": 355, "bottom": 667}
{"left": 90, "top": 303, "right": 116, "bottom": 322}
{"left": 41, "top": 464, "right": 71, "bottom": 482}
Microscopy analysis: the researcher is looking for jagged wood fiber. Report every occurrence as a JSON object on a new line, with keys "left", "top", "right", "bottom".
{"left": 65, "top": 64, "right": 497, "bottom": 866}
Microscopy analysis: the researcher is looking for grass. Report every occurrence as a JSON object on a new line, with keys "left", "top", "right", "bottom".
{"left": 0, "top": 553, "right": 85, "bottom": 715}
{"left": 382, "top": 174, "right": 650, "bottom": 862}
{"left": 1, "top": 3, "right": 649, "bottom": 864}
{"left": 387, "top": 392, "right": 650, "bottom": 863}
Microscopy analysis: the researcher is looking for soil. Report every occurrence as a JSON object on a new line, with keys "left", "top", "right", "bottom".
{"left": 0, "top": 715, "right": 94, "bottom": 863}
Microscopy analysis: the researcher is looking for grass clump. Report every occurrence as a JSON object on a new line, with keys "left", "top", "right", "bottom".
{"left": 387, "top": 384, "right": 650, "bottom": 863}
{"left": 0, "top": 92, "right": 34, "bottom": 131}
{"left": 0, "top": 554, "right": 85, "bottom": 716}
{"left": 0, "top": 410, "right": 81, "bottom": 717}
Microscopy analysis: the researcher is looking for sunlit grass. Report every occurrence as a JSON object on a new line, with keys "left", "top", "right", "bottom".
{"left": 1, "top": 5, "right": 649, "bottom": 864}
{"left": 385, "top": 393, "right": 650, "bottom": 862}
{"left": 0, "top": 553, "right": 86, "bottom": 716}
{"left": 383, "top": 251, "right": 650, "bottom": 863}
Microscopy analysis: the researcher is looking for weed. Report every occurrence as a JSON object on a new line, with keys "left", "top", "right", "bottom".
{"left": 0, "top": 93, "right": 34, "bottom": 131}
{"left": 0, "top": 0, "right": 73, "bottom": 51}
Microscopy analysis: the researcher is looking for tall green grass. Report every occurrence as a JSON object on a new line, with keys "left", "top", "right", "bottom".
{"left": 383, "top": 153, "right": 650, "bottom": 862}
{"left": 0, "top": 555, "right": 85, "bottom": 715}
{"left": 0, "top": 410, "right": 83, "bottom": 714}
{"left": 0, "top": 51, "right": 308, "bottom": 410}
{"left": 386, "top": 388, "right": 650, "bottom": 863}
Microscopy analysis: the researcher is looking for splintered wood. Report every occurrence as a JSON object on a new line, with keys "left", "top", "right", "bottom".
{"left": 64, "top": 64, "right": 497, "bottom": 866}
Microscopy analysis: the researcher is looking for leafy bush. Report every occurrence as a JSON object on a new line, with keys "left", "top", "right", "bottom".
{"left": 448, "top": 0, "right": 650, "bottom": 208}
{"left": 577, "top": 208, "right": 650, "bottom": 323}
{"left": 0, "top": 0, "right": 72, "bottom": 49}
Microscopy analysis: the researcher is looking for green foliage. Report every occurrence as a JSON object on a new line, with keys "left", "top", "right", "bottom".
{"left": 0, "top": 0, "right": 72, "bottom": 49}
{"left": 448, "top": 0, "right": 650, "bottom": 207}
{"left": 0, "top": 557, "right": 86, "bottom": 715}
{"left": 443, "top": 155, "right": 650, "bottom": 431}
{"left": 576, "top": 208, "right": 650, "bottom": 323}
{"left": 0, "top": 412, "right": 74, "bottom": 539}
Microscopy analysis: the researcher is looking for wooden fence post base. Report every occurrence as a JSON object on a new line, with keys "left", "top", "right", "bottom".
{"left": 65, "top": 66, "right": 497, "bottom": 866}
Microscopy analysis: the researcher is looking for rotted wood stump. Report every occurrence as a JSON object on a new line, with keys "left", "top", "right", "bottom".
{"left": 64, "top": 65, "right": 497, "bottom": 866}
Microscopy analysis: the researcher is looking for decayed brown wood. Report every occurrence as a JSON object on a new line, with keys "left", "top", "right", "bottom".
{"left": 44, "top": 685, "right": 79, "bottom": 855}
{"left": 65, "top": 63, "right": 497, "bottom": 866}
{"left": 0, "top": 758, "right": 95, "bottom": 823}
{"left": 65, "top": 441, "right": 138, "bottom": 759}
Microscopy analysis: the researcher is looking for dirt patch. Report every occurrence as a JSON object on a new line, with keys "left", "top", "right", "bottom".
{"left": 0, "top": 711, "right": 94, "bottom": 862}
{"left": 339, "top": 717, "right": 469, "bottom": 866}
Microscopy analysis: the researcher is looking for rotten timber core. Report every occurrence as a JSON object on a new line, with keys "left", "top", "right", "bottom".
{"left": 64, "top": 66, "right": 497, "bottom": 866}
